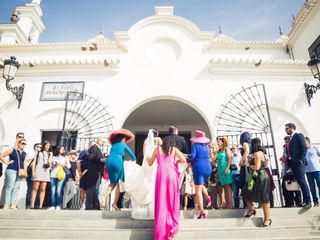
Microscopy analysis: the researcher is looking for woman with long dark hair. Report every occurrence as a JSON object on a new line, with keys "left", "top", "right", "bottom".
{"left": 30, "top": 140, "right": 52, "bottom": 209}
{"left": 242, "top": 137, "right": 271, "bottom": 227}
{"left": 48, "top": 145, "right": 70, "bottom": 210}
{"left": 148, "top": 135, "right": 186, "bottom": 240}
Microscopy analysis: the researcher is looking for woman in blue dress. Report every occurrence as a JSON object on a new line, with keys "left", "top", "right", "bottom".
{"left": 100, "top": 129, "right": 136, "bottom": 210}
{"left": 187, "top": 130, "right": 212, "bottom": 219}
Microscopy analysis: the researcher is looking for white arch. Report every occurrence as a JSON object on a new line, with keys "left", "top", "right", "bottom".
{"left": 122, "top": 95, "right": 213, "bottom": 137}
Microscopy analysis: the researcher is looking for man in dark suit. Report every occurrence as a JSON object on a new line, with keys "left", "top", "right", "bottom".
{"left": 168, "top": 126, "right": 188, "bottom": 154}
{"left": 85, "top": 137, "right": 105, "bottom": 210}
{"left": 285, "top": 123, "right": 311, "bottom": 208}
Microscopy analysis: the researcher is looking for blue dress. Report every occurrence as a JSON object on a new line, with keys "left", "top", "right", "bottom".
{"left": 188, "top": 143, "right": 212, "bottom": 185}
{"left": 106, "top": 142, "right": 137, "bottom": 184}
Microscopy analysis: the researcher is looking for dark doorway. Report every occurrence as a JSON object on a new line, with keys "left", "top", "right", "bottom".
{"left": 41, "top": 130, "right": 78, "bottom": 152}
{"left": 134, "top": 131, "right": 191, "bottom": 165}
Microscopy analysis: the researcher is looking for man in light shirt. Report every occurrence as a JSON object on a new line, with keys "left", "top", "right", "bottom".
{"left": 305, "top": 137, "right": 320, "bottom": 207}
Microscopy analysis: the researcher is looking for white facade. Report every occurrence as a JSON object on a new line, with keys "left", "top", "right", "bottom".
{"left": 0, "top": 1, "right": 319, "bottom": 207}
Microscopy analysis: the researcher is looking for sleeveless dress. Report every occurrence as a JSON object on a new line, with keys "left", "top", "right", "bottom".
{"left": 154, "top": 147, "right": 180, "bottom": 240}
{"left": 241, "top": 159, "right": 270, "bottom": 203}
{"left": 106, "top": 142, "right": 136, "bottom": 184}
{"left": 217, "top": 150, "right": 233, "bottom": 185}
{"left": 34, "top": 152, "right": 50, "bottom": 182}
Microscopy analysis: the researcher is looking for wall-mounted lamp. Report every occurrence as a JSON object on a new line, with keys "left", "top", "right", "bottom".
{"left": 2, "top": 56, "right": 24, "bottom": 108}
{"left": 305, "top": 55, "right": 320, "bottom": 106}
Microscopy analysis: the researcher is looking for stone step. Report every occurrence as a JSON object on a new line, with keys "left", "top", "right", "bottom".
{"left": 175, "top": 226, "right": 320, "bottom": 239}
{"left": 0, "top": 216, "right": 316, "bottom": 229}
{"left": 0, "top": 207, "right": 318, "bottom": 219}
{"left": 0, "top": 225, "right": 318, "bottom": 239}
{"left": 0, "top": 208, "right": 318, "bottom": 240}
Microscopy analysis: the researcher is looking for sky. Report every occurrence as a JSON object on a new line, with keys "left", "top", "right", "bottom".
{"left": 0, "top": 0, "right": 305, "bottom": 43}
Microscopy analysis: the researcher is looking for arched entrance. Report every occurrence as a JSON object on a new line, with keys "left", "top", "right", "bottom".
{"left": 122, "top": 97, "right": 211, "bottom": 164}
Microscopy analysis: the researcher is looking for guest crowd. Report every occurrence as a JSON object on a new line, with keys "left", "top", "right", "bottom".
{"left": 0, "top": 122, "right": 319, "bottom": 239}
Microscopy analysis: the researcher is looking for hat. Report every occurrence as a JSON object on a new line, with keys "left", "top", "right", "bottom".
{"left": 190, "top": 130, "right": 210, "bottom": 144}
{"left": 109, "top": 128, "right": 135, "bottom": 145}
{"left": 68, "top": 150, "right": 78, "bottom": 155}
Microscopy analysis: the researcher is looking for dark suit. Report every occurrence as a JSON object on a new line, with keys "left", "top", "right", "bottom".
{"left": 85, "top": 144, "right": 104, "bottom": 210}
{"left": 170, "top": 134, "right": 188, "bottom": 154}
{"left": 287, "top": 132, "right": 311, "bottom": 205}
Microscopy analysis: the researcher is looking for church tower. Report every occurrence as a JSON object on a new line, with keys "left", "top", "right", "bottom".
{"left": 0, "top": 0, "right": 45, "bottom": 44}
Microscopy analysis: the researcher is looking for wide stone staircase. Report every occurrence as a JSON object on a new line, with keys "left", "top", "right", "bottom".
{"left": 0, "top": 207, "right": 319, "bottom": 239}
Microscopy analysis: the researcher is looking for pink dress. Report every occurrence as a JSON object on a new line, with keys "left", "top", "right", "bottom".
{"left": 154, "top": 147, "right": 181, "bottom": 240}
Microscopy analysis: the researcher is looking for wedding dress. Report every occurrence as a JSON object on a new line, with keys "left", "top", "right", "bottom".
{"left": 123, "top": 129, "right": 158, "bottom": 219}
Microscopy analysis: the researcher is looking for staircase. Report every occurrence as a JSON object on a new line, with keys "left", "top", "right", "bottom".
{"left": 0, "top": 208, "right": 319, "bottom": 239}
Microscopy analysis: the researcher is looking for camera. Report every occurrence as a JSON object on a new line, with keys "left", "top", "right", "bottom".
{"left": 43, "top": 163, "right": 50, "bottom": 169}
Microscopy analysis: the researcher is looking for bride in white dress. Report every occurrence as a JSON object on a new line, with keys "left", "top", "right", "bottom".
{"left": 123, "top": 129, "right": 162, "bottom": 219}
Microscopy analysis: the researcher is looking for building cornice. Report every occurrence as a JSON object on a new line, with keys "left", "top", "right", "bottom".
{"left": 0, "top": 40, "right": 126, "bottom": 51}
{"left": 0, "top": 24, "right": 28, "bottom": 44}
{"left": 205, "top": 40, "right": 286, "bottom": 51}
{"left": 288, "top": 0, "right": 319, "bottom": 42}
{"left": 0, "top": 55, "right": 120, "bottom": 77}
{"left": 208, "top": 57, "right": 310, "bottom": 76}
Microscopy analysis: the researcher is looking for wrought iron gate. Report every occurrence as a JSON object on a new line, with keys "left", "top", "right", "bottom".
{"left": 60, "top": 91, "right": 113, "bottom": 152}
{"left": 216, "top": 83, "right": 283, "bottom": 207}
{"left": 59, "top": 91, "right": 114, "bottom": 209}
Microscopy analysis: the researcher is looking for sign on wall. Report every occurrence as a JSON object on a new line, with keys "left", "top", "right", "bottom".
{"left": 40, "top": 81, "right": 85, "bottom": 101}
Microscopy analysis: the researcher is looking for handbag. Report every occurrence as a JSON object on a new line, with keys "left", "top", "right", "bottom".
{"left": 16, "top": 150, "right": 27, "bottom": 178}
{"left": 57, "top": 165, "right": 65, "bottom": 181}
{"left": 230, "top": 164, "right": 238, "bottom": 171}
{"left": 285, "top": 180, "right": 300, "bottom": 191}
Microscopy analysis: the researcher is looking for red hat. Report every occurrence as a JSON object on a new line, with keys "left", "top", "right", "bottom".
{"left": 109, "top": 129, "right": 135, "bottom": 145}
{"left": 190, "top": 130, "right": 210, "bottom": 144}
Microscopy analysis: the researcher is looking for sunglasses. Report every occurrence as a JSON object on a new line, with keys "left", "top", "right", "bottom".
{"left": 217, "top": 138, "right": 224, "bottom": 142}
{"left": 17, "top": 136, "right": 24, "bottom": 138}
{"left": 20, "top": 142, "right": 27, "bottom": 145}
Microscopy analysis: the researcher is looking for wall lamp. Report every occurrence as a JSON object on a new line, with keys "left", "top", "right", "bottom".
{"left": 305, "top": 55, "right": 320, "bottom": 106}
{"left": 2, "top": 56, "right": 24, "bottom": 108}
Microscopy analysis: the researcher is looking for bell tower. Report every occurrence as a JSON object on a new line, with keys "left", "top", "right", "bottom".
{"left": 0, "top": 0, "right": 45, "bottom": 44}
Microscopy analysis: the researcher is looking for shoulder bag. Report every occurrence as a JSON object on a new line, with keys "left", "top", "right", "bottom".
{"left": 17, "top": 150, "right": 27, "bottom": 178}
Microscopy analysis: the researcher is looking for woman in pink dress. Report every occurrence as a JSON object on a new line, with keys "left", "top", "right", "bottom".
{"left": 147, "top": 135, "right": 186, "bottom": 240}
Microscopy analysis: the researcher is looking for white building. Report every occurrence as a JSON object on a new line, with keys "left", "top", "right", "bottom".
{"left": 0, "top": 0, "right": 319, "bottom": 207}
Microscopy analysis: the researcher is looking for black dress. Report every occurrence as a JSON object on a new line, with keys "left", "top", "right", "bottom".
{"left": 242, "top": 160, "right": 270, "bottom": 204}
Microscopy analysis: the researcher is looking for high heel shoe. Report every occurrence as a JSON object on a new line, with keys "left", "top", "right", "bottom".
{"left": 244, "top": 209, "right": 256, "bottom": 218}
{"left": 260, "top": 219, "right": 272, "bottom": 227}
{"left": 112, "top": 203, "right": 120, "bottom": 211}
{"left": 205, "top": 196, "right": 212, "bottom": 208}
{"left": 197, "top": 210, "right": 207, "bottom": 219}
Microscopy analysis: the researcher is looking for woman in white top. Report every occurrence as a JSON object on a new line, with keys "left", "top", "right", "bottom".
{"left": 48, "top": 145, "right": 70, "bottom": 210}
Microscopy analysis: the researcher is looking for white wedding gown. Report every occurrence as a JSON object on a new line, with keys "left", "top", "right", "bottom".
{"left": 123, "top": 130, "right": 157, "bottom": 219}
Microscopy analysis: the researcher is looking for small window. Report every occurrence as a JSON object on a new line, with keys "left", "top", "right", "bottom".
{"left": 308, "top": 35, "right": 320, "bottom": 58}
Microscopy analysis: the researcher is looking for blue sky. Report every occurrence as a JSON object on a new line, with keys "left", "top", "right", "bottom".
{"left": 0, "top": 0, "right": 305, "bottom": 42}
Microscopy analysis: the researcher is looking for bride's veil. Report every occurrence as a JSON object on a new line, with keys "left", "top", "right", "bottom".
{"left": 144, "top": 129, "right": 155, "bottom": 159}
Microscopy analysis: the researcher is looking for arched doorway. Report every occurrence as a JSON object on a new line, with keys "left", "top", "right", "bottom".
{"left": 122, "top": 97, "right": 211, "bottom": 164}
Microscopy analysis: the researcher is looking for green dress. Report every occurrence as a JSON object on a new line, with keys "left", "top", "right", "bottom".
{"left": 217, "top": 150, "right": 233, "bottom": 185}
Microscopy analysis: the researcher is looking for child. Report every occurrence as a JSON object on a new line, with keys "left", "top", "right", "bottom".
{"left": 183, "top": 165, "right": 195, "bottom": 210}
{"left": 99, "top": 164, "right": 110, "bottom": 209}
